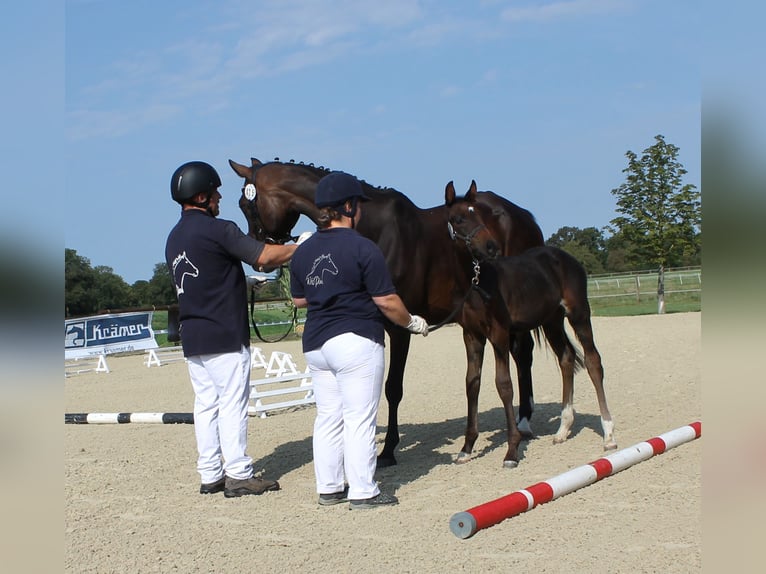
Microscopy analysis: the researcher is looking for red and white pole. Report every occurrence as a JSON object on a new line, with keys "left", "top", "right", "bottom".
{"left": 449, "top": 421, "right": 701, "bottom": 539}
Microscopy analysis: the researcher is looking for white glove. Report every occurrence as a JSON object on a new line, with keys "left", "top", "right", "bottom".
{"left": 406, "top": 314, "right": 429, "bottom": 336}
{"left": 296, "top": 231, "right": 313, "bottom": 245}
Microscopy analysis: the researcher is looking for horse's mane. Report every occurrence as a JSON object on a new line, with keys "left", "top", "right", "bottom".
{"left": 264, "top": 158, "right": 401, "bottom": 197}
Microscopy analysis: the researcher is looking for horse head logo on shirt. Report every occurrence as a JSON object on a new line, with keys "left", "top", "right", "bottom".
{"left": 171, "top": 251, "right": 199, "bottom": 295}
{"left": 305, "top": 254, "right": 338, "bottom": 286}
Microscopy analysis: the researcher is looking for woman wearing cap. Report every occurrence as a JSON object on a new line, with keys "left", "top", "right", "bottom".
{"left": 289, "top": 171, "right": 429, "bottom": 509}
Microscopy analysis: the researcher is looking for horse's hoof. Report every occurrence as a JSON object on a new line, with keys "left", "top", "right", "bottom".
{"left": 376, "top": 455, "right": 397, "bottom": 468}
{"left": 552, "top": 436, "right": 566, "bottom": 445}
{"left": 603, "top": 442, "right": 618, "bottom": 451}
{"left": 517, "top": 418, "right": 534, "bottom": 439}
{"left": 455, "top": 452, "right": 472, "bottom": 464}
{"left": 503, "top": 460, "right": 519, "bottom": 469}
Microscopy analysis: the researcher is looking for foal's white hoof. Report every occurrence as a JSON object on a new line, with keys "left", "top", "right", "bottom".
{"left": 604, "top": 441, "right": 618, "bottom": 451}
{"left": 503, "top": 460, "right": 519, "bottom": 469}
{"left": 455, "top": 452, "right": 472, "bottom": 464}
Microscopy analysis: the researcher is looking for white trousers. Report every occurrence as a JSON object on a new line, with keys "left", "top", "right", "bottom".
{"left": 305, "top": 333, "right": 385, "bottom": 500}
{"left": 186, "top": 345, "right": 253, "bottom": 483}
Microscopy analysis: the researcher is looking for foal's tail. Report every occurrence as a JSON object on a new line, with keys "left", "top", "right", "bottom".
{"left": 534, "top": 326, "right": 585, "bottom": 374}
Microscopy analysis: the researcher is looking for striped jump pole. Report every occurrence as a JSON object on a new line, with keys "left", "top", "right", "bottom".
{"left": 449, "top": 421, "right": 701, "bottom": 539}
{"left": 65, "top": 412, "right": 194, "bottom": 424}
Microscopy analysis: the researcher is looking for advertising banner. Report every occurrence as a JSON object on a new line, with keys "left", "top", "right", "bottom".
{"left": 65, "top": 311, "right": 158, "bottom": 359}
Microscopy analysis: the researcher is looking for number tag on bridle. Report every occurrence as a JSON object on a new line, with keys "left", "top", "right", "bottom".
{"left": 244, "top": 183, "right": 257, "bottom": 201}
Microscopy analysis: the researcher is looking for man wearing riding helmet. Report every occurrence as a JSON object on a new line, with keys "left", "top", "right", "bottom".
{"left": 165, "top": 160, "right": 307, "bottom": 498}
{"left": 289, "top": 171, "right": 428, "bottom": 509}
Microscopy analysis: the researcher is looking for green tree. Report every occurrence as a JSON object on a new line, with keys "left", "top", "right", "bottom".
{"left": 65, "top": 248, "right": 98, "bottom": 316}
{"left": 92, "top": 265, "right": 132, "bottom": 311}
{"left": 148, "top": 262, "right": 177, "bottom": 305}
{"left": 608, "top": 134, "right": 701, "bottom": 268}
{"left": 130, "top": 279, "right": 152, "bottom": 307}
{"left": 546, "top": 226, "right": 607, "bottom": 274}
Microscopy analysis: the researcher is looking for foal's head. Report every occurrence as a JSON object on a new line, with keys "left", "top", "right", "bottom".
{"left": 445, "top": 180, "right": 503, "bottom": 261}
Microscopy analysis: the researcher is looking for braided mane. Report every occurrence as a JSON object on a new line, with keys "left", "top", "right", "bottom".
{"left": 266, "top": 158, "right": 395, "bottom": 193}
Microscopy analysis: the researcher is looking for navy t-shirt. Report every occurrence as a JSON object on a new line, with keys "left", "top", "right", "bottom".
{"left": 165, "top": 209, "right": 264, "bottom": 356}
{"left": 289, "top": 227, "right": 397, "bottom": 352}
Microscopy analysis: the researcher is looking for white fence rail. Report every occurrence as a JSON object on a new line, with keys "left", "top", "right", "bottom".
{"left": 587, "top": 267, "right": 701, "bottom": 302}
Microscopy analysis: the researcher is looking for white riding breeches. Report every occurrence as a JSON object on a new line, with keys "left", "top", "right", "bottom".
{"left": 186, "top": 345, "right": 253, "bottom": 483}
{"left": 305, "top": 333, "right": 385, "bottom": 500}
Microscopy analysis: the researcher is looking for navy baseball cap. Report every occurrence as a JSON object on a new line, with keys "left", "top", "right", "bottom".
{"left": 315, "top": 171, "right": 369, "bottom": 208}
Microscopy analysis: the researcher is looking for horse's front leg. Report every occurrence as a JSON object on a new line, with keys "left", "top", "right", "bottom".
{"left": 511, "top": 330, "right": 535, "bottom": 438}
{"left": 456, "top": 328, "right": 485, "bottom": 463}
{"left": 491, "top": 330, "right": 521, "bottom": 468}
{"left": 377, "top": 329, "right": 411, "bottom": 467}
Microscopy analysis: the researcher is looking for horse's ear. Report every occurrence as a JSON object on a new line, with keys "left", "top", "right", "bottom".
{"left": 251, "top": 157, "right": 263, "bottom": 167}
{"left": 229, "top": 159, "right": 253, "bottom": 180}
{"left": 445, "top": 181, "right": 456, "bottom": 206}
{"left": 465, "top": 180, "right": 478, "bottom": 202}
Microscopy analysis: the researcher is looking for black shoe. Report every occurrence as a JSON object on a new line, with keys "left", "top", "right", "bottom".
{"left": 318, "top": 486, "right": 349, "bottom": 506}
{"left": 224, "top": 476, "right": 280, "bottom": 498}
{"left": 199, "top": 476, "right": 226, "bottom": 495}
{"left": 349, "top": 492, "right": 398, "bottom": 509}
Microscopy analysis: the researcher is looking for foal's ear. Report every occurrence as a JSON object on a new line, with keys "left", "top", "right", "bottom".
{"left": 445, "top": 181, "right": 456, "bottom": 206}
{"left": 465, "top": 180, "right": 478, "bottom": 202}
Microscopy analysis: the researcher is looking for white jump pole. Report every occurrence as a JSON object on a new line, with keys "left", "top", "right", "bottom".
{"left": 449, "top": 421, "right": 701, "bottom": 539}
{"left": 65, "top": 412, "right": 194, "bottom": 424}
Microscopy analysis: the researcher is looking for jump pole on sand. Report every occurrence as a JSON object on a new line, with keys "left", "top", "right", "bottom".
{"left": 449, "top": 421, "right": 701, "bottom": 539}
{"left": 65, "top": 412, "right": 194, "bottom": 424}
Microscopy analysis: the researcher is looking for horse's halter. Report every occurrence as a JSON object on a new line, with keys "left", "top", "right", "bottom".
{"left": 241, "top": 180, "right": 298, "bottom": 245}
{"left": 447, "top": 207, "right": 488, "bottom": 263}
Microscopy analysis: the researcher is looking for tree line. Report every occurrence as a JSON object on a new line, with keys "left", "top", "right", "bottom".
{"left": 65, "top": 135, "right": 700, "bottom": 317}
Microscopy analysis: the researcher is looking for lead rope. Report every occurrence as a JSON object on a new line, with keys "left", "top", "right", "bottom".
{"left": 426, "top": 258, "right": 483, "bottom": 333}
{"left": 249, "top": 265, "right": 297, "bottom": 343}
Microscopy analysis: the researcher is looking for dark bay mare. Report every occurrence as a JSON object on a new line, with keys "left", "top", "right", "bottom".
{"left": 445, "top": 183, "right": 617, "bottom": 452}
{"left": 230, "top": 157, "right": 545, "bottom": 467}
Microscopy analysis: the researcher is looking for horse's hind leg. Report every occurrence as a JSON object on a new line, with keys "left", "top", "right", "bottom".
{"left": 511, "top": 330, "right": 535, "bottom": 438}
{"left": 570, "top": 313, "right": 617, "bottom": 450}
{"left": 542, "top": 320, "right": 577, "bottom": 445}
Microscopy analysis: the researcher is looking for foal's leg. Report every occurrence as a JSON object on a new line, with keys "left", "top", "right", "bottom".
{"left": 377, "top": 329, "right": 411, "bottom": 467}
{"left": 542, "top": 321, "right": 577, "bottom": 444}
{"left": 569, "top": 313, "right": 617, "bottom": 450}
{"left": 490, "top": 329, "right": 522, "bottom": 468}
{"left": 511, "top": 330, "right": 535, "bottom": 438}
{"left": 456, "top": 329, "right": 486, "bottom": 463}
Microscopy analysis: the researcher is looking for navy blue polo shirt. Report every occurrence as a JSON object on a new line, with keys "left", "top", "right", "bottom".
{"left": 289, "top": 227, "right": 397, "bottom": 352}
{"left": 165, "top": 209, "right": 264, "bottom": 356}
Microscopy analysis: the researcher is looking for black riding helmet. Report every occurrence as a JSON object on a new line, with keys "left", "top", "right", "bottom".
{"left": 170, "top": 161, "right": 222, "bottom": 206}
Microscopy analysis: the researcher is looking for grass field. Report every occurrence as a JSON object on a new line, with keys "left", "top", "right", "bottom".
{"left": 151, "top": 266, "right": 701, "bottom": 344}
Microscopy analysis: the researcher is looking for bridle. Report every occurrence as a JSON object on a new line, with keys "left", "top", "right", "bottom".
{"left": 241, "top": 181, "right": 299, "bottom": 245}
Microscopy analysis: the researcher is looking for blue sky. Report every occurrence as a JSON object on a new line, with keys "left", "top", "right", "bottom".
{"left": 61, "top": 0, "right": 705, "bottom": 284}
